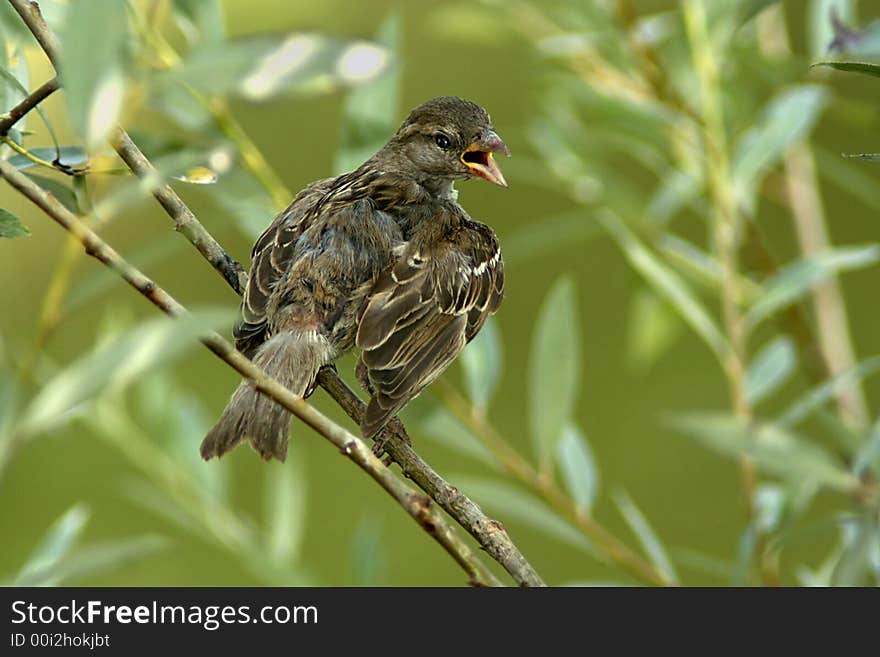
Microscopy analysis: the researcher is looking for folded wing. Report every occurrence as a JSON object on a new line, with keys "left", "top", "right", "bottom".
{"left": 357, "top": 218, "right": 504, "bottom": 437}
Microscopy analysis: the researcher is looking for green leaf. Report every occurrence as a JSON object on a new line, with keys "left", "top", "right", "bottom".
{"left": 746, "top": 245, "right": 880, "bottom": 328}
{"left": 746, "top": 336, "right": 797, "bottom": 404}
{"left": 17, "top": 309, "right": 233, "bottom": 437}
{"left": 349, "top": 514, "right": 387, "bottom": 587}
{"left": 598, "top": 211, "right": 726, "bottom": 359}
{"left": 778, "top": 356, "right": 880, "bottom": 428}
{"left": 265, "top": 456, "right": 306, "bottom": 569}
{"left": 673, "top": 412, "right": 859, "bottom": 492}
{"left": 170, "top": 34, "right": 390, "bottom": 101}
{"left": 35, "top": 535, "right": 168, "bottom": 585}
{"left": 732, "top": 523, "right": 759, "bottom": 586}
{"left": 737, "top": 0, "right": 780, "bottom": 28}
{"left": 8, "top": 146, "right": 88, "bottom": 171}
{"left": 626, "top": 288, "right": 683, "bottom": 371}
{"left": 420, "top": 407, "right": 496, "bottom": 466}
{"left": 811, "top": 61, "right": 880, "bottom": 78}
{"left": 529, "top": 276, "right": 581, "bottom": 470}
{"left": 460, "top": 317, "right": 502, "bottom": 413}
{"left": 172, "top": 0, "right": 225, "bottom": 45}
{"left": 613, "top": 490, "right": 678, "bottom": 585}
{"left": 59, "top": 0, "right": 128, "bottom": 147}
{"left": 15, "top": 504, "right": 90, "bottom": 586}
{"left": 453, "top": 476, "right": 596, "bottom": 555}
{"left": 24, "top": 174, "right": 78, "bottom": 213}
{"left": 852, "top": 420, "right": 880, "bottom": 479}
{"left": 0, "top": 208, "right": 29, "bottom": 237}
{"left": 556, "top": 423, "right": 599, "bottom": 513}
{"left": 830, "top": 514, "right": 879, "bottom": 586}
{"left": 501, "top": 209, "right": 601, "bottom": 265}
{"left": 334, "top": 13, "right": 400, "bottom": 175}
{"left": 732, "top": 85, "right": 827, "bottom": 212}
{"left": 843, "top": 153, "right": 880, "bottom": 162}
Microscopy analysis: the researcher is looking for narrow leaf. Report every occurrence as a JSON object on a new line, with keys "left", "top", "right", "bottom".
{"left": 733, "top": 85, "right": 827, "bottom": 212}
{"left": 18, "top": 309, "right": 233, "bottom": 437}
{"left": 23, "top": 174, "right": 78, "bottom": 213}
{"left": 746, "top": 336, "right": 797, "bottom": 404}
{"left": 598, "top": 211, "right": 726, "bottom": 359}
{"left": 674, "top": 412, "right": 859, "bottom": 492}
{"left": 0, "top": 208, "right": 29, "bottom": 238}
{"left": 556, "top": 423, "right": 599, "bottom": 513}
{"left": 626, "top": 288, "right": 682, "bottom": 371}
{"left": 59, "top": 0, "right": 128, "bottom": 147}
{"left": 172, "top": 0, "right": 225, "bottom": 46}
{"left": 778, "top": 356, "right": 880, "bottom": 427}
{"left": 454, "top": 476, "right": 596, "bottom": 555}
{"left": 843, "top": 153, "right": 880, "bottom": 162}
{"left": 613, "top": 490, "right": 678, "bottom": 584}
{"left": 420, "top": 407, "right": 496, "bottom": 466}
{"left": 811, "top": 60, "right": 880, "bottom": 78}
{"left": 37, "top": 535, "right": 168, "bottom": 585}
{"left": 16, "top": 504, "right": 90, "bottom": 586}
{"left": 460, "top": 316, "right": 502, "bottom": 413}
{"left": 265, "top": 456, "right": 306, "bottom": 569}
{"left": 528, "top": 276, "right": 581, "bottom": 470}
{"left": 746, "top": 245, "right": 880, "bottom": 328}
{"left": 171, "top": 34, "right": 390, "bottom": 101}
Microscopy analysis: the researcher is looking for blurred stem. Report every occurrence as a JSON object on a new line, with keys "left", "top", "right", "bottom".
{"left": 684, "top": 0, "right": 767, "bottom": 580}
{"left": 432, "top": 379, "right": 676, "bottom": 587}
{"left": 785, "top": 145, "right": 869, "bottom": 427}
{"left": 756, "top": 7, "right": 869, "bottom": 430}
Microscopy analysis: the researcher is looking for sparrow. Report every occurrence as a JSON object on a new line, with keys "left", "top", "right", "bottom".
{"left": 201, "top": 96, "right": 507, "bottom": 461}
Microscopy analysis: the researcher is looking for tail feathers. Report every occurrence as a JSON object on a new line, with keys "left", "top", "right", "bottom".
{"left": 201, "top": 331, "right": 333, "bottom": 461}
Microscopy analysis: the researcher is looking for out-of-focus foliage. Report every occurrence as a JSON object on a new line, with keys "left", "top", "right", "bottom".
{"left": 1, "top": 0, "right": 879, "bottom": 586}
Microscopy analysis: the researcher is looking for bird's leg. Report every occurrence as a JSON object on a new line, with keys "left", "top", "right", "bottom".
{"left": 355, "top": 358, "right": 374, "bottom": 395}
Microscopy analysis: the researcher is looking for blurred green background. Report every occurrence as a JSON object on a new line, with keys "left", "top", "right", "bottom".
{"left": 1, "top": 0, "right": 879, "bottom": 586}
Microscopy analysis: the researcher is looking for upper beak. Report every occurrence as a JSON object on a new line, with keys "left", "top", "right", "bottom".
{"left": 461, "top": 130, "right": 510, "bottom": 187}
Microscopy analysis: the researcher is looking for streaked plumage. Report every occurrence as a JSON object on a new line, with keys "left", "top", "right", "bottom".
{"left": 201, "top": 96, "right": 507, "bottom": 461}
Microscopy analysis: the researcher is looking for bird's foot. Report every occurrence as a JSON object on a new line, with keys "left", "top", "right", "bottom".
{"left": 369, "top": 415, "right": 412, "bottom": 464}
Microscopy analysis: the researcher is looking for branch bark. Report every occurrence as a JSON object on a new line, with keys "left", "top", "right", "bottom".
{"left": 9, "top": 0, "right": 546, "bottom": 587}
{"left": 0, "top": 76, "right": 58, "bottom": 135}
{"left": 0, "top": 157, "right": 502, "bottom": 588}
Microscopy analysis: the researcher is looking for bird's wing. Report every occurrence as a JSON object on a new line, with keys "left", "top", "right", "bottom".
{"left": 233, "top": 180, "right": 332, "bottom": 356}
{"left": 356, "top": 217, "right": 504, "bottom": 437}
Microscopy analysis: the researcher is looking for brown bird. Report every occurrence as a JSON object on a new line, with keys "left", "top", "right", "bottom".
{"left": 201, "top": 96, "right": 507, "bottom": 461}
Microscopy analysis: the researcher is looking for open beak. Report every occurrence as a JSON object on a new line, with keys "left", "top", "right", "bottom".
{"left": 461, "top": 130, "right": 509, "bottom": 187}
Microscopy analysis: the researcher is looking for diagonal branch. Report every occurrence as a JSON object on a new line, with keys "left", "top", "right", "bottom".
{"left": 0, "top": 157, "right": 502, "bottom": 588}
{"left": 0, "top": 76, "right": 58, "bottom": 135}
{"left": 10, "top": 0, "right": 545, "bottom": 587}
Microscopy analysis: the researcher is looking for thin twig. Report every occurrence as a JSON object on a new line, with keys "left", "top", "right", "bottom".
{"left": 0, "top": 157, "right": 501, "bottom": 588}
{"left": 0, "top": 76, "right": 58, "bottom": 135}
{"left": 10, "top": 0, "right": 545, "bottom": 587}
{"left": 685, "top": 0, "right": 769, "bottom": 583}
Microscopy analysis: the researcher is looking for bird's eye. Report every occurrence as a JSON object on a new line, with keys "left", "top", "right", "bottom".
{"left": 434, "top": 133, "right": 451, "bottom": 149}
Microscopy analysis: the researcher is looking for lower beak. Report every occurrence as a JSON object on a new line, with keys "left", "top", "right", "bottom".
{"left": 461, "top": 130, "right": 509, "bottom": 187}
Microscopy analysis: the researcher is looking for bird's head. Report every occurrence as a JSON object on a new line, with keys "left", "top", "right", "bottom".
{"left": 388, "top": 96, "right": 509, "bottom": 188}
